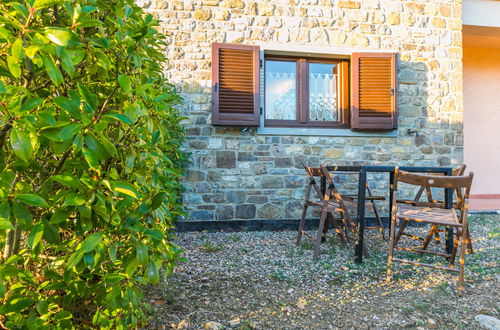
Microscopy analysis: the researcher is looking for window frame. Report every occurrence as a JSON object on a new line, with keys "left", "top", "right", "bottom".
{"left": 263, "top": 55, "right": 350, "bottom": 129}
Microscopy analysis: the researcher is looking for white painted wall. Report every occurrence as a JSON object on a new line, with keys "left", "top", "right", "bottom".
{"left": 463, "top": 0, "right": 500, "bottom": 28}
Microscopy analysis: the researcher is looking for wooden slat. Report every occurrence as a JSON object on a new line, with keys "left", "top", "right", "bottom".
{"left": 351, "top": 52, "right": 397, "bottom": 130}
{"left": 392, "top": 257, "right": 459, "bottom": 272}
{"left": 212, "top": 43, "right": 260, "bottom": 126}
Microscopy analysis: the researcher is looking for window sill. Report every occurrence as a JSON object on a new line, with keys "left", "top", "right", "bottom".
{"left": 256, "top": 126, "right": 398, "bottom": 137}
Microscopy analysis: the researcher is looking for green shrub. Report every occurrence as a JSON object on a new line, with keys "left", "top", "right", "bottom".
{"left": 0, "top": 0, "right": 187, "bottom": 327}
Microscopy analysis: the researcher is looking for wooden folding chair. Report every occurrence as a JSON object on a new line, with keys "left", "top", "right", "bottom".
{"left": 296, "top": 166, "right": 351, "bottom": 249}
{"left": 395, "top": 165, "right": 473, "bottom": 254}
{"left": 386, "top": 168, "right": 474, "bottom": 295}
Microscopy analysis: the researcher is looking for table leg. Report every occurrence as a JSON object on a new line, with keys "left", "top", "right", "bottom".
{"left": 389, "top": 170, "right": 395, "bottom": 233}
{"left": 355, "top": 169, "right": 367, "bottom": 263}
{"left": 444, "top": 171, "right": 454, "bottom": 255}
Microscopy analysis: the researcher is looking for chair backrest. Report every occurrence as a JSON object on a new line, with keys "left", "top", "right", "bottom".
{"left": 412, "top": 165, "right": 467, "bottom": 205}
{"left": 303, "top": 166, "right": 324, "bottom": 203}
{"left": 394, "top": 168, "right": 474, "bottom": 205}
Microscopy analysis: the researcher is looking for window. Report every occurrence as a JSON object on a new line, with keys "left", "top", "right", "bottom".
{"left": 211, "top": 43, "right": 398, "bottom": 131}
{"left": 264, "top": 57, "right": 349, "bottom": 128}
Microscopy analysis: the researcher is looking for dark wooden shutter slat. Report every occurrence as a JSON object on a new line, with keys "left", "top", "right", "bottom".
{"left": 351, "top": 52, "right": 398, "bottom": 130}
{"left": 212, "top": 43, "right": 260, "bottom": 126}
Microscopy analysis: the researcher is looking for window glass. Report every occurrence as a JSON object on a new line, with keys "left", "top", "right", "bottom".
{"left": 265, "top": 60, "right": 296, "bottom": 120}
{"left": 309, "top": 62, "right": 338, "bottom": 122}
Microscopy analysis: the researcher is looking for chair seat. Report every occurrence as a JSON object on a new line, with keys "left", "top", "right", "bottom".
{"left": 307, "top": 199, "right": 357, "bottom": 211}
{"left": 396, "top": 204, "right": 460, "bottom": 227}
{"left": 345, "top": 194, "right": 386, "bottom": 201}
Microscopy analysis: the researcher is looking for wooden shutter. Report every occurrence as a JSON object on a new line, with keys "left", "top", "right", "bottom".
{"left": 351, "top": 53, "right": 398, "bottom": 130}
{"left": 212, "top": 43, "right": 260, "bottom": 126}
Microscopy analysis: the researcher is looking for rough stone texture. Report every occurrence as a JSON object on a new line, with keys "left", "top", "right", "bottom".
{"left": 140, "top": 0, "right": 465, "bottom": 221}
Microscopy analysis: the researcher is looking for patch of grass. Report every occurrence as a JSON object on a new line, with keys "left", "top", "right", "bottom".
{"left": 200, "top": 240, "right": 224, "bottom": 252}
{"left": 228, "top": 235, "right": 241, "bottom": 242}
{"left": 412, "top": 301, "right": 431, "bottom": 312}
{"left": 269, "top": 270, "right": 287, "bottom": 281}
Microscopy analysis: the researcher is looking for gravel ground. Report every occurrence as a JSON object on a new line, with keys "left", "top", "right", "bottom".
{"left": 147, "top": 214, "right": 499, "bottom": 329}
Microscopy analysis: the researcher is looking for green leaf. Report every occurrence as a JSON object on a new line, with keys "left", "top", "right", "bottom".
{"left": 113, "top": 182, "right": 139, "bottom": 199}
{"left": 0, "top": 298, "right": 36, "bottom": 314}
{"left": 51, "top": 174, "right": 81, "bottom": 188}
{"left": 103, "top": 113, "right": 132, "bottom": 125}
{"left": 108, "top": 243, "right": 117, "bottom": 263}
{"left": 0, "top": 201, "right": 13, "bottom": 230}
{"left": 36, "top": 300, "right": 49, "bottom": 315}
{"left": 136, "top": 244, "right": 148, "bottom": 265}
{"left": 54, "top": 95, "right": 81, "bottom": 119}
{"left": 151, "top": 192, "right": 165, "bottom": 210}
{"left": 77, "top": 83, "right": 97, "bottom": 112}
{"left": 82, "top": 147, "right": 99, "bottom": 168}
{"left": 20, "top": 97, "right": 43, "bottom": 112}
{"left": 126, "top": 258, "right": 138, "bottom": 277}
{"left": 103, "top": 273, "right": 124, "bottom": 284}
{"left": 41, "top": 55, "right": 63, "bottom": 86}
{"left": 118, "top": 74, "right": 131, "bottom": 92}
{"left": 81, "top": 232, "right": 103, "bottom": 253}
{"left": 27, "top": 222, "right": 45, "bottom": 249}
{"left": 44, "top": 27, "right": 77, "bottom": 46}
{"left": 60, "top": 48, "right": 76, "bottom": 78}
{"left": 63, "top": 193, "right": 86, "bottom": 206}
{"left": 7, "top": 56, "right": 21, "bottom": 78}
{"left": 34, "top": 0, "right": 65, "bottom": 9}
{"left": 83, "top": 252, "right": 95, "bottom": 268}
{"left": 10, "top": 128, "right": 34, "bottom": 162}
{"left": 43, "top": 221, "right": 60, "bottom": 244}
{"left": 49, "top": 209, "right": 71, "bottom": 224}
{"left": 16, "top": 193, "right": 48, "bottom": 207}
{"left": 12, "top": 202, "right": 32, "bottom": 229}
{"left": 146, "top": 261, "right": 159, "bottom": 285}
{"left": 59, "top": 123, "right": 81, "bottom": 141}
{"left": 66, "top": 251, "right": 83, "bottom": 269}
{"left": 12, "top": 38, "right": 24, "bottom": 61}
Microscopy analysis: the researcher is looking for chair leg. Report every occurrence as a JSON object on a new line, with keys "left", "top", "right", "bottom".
{"left": 371, "top": 199, "right": 386, "bottom": 240}
{"left": 313, "top": 208, "right": 328, "bottom": 260}
{"left": 386, "top": 215, "right": 397, "bottom": 283}
{"left": 296, "top": 205, "right": 308, "bottom": 246}
{"left": 450, "top": 231, "right": 460, "bottom": 268}
{"left": 458, "top": 226, "right": 468, "bottom": 296}
{"left": 466, "top": 226, "right": 473, "bottom": 254}
{"left": 394, "top": 220, "right": 409, "bottom": 246}
{"left": 422, "top": 225, "right": 438, "bottom": 251}
{"left": 330, "top": 213, "right": 347, "bottom": 245}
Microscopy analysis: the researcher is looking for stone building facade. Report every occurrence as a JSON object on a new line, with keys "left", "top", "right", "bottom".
{"left": 139, "top": 0, "right": 464, "bottom": 221}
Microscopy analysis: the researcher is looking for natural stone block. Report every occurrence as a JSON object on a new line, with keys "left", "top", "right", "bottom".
{"left": 194, "top": 9, "right": 211, "bottom": 21}
{"left": 216, "top": 206, "right": 234, "bottom": 220}
{"left": 186, "top": 170, "right": 206, "bottom": 182}
{"left": 275, "top": 158, "right": 293, "bottom": 168}
{"left": 224, "top": 0, "right": 244, "bottom": 9}
{"left": 236, "top": 204, "right": 256, "bottom": 219}
{"left": 247, "top": 195, "right": 268, "bottom": 204}
{"left": 216, "top": 151, "right": 236, "bottom": 168}
{"left": 238, "top": 152, "right": 257, "bottom": 162}
{"left": 324, "top": 148, "right": 344, "bottom": 159}
{"left": 432, "top": 17, "right": 446, "bottom": 29}
{"left": 257, "top": 203, "right": 281, "bottom": 219}
{"left": 338, "top": 1, "right": 360, "bottom": 9}
{"left": 190, "top": 210, "right": 214, "bottom": 220}
{"left": 226, "top": 191, "right": 246, "bottom": 203}
{"left": 387, "top": 12, "right": 400, "bottom": 25}
{"left": 262, "top": 176, "right": 284, "bottom": 188}
{"left": 259, "top": 3, "right": 275, "bottom": 16}
{"left": 285, "top": 176, "right": 304, "bottom": 188}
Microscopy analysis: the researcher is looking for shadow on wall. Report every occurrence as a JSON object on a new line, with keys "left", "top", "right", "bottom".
{"left": 175, "top": 60, "right": 463, "bottom": 221}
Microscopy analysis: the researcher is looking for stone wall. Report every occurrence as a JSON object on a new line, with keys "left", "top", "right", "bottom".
{"left": 138, "top": 0, "right": 464, "bottom": 221}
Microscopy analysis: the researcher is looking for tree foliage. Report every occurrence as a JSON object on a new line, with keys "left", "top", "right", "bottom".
{"left": 0, "top": 0, "right": 186, "bottom": 327}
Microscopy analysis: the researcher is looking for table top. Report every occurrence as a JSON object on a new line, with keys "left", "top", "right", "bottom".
{"left": 325, "top": 165, "right": 453, "bottom": 174}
